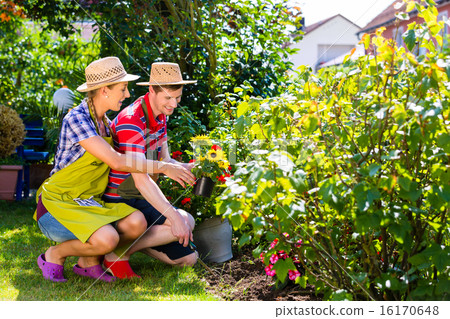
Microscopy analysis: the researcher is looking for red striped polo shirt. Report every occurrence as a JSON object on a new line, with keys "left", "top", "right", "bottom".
{"left": 104, "top": 93, "right": 167, "bottom": 199}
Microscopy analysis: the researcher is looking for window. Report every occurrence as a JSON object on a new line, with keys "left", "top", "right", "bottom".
{"left": 438, "top": 11, "right": 448, "bottom": 47}
{"left": 317, "top": 44, "right": 354, "bottom": 64}
{"left": 394, "top": 26, "right": 404, "bottom": 47}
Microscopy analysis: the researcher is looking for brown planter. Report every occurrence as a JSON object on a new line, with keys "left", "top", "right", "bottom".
{"left": 0, "top": 165, "right": 23, "bottom": 201}
{"left": 30, "top": 163, "right": 53, "bottom": 189}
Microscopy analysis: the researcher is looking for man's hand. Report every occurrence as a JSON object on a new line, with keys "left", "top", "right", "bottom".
{"left": 160, "top": 162, "right": 196, "bottom": 188}
{"left": 167, "top": 209, "right": 193, "bottom": 247}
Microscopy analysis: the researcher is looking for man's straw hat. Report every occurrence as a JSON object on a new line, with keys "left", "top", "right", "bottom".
{"left": 137, "top": 62, "right": 197, "bottom": 86}
{"left": 77, "top": 57, "right": 140, "bottom": 92}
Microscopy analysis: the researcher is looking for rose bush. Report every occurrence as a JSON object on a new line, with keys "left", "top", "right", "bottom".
{"left": 215, "top": 1, "right": 449, "bottom": 300}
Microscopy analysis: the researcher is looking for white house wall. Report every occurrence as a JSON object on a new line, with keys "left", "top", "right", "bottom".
{"left": 290, "top": 15, "right": 361, "bottom": 72}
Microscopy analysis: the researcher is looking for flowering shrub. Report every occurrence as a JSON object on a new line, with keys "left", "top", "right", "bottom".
{"left": 0, "top": 1, "right": 26, "bottom": 23}
{"left": 216, "top": 2, "right": 450, "bottom": 301}
{"left": 260, "top": 234, "right": 303, "bottom": 287}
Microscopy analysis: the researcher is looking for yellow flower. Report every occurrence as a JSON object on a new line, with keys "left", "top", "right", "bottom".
{"left": 191, "top": 135, "right": 211, "bottom": 143}
{"left": 218, "top": 160, "right": 230, "bottom": 169}
{"left": 206, "top": 149, "right": 224, "bottom": 162}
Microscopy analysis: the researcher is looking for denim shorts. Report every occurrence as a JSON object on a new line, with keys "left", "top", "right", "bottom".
{"left": 38, "top": 212, "right": 78, "bottom": 243}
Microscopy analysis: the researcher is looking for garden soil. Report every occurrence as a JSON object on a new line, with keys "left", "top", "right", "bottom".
{"left": 199, "top": 248, "right": 319, "bottom": 301}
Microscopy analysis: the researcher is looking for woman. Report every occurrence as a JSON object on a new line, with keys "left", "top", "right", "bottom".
{"left": 36, "top": 57, "right": 194, "bottom": 282}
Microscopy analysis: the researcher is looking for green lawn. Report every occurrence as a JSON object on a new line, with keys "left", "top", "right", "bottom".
{"left": 0, "top": 199, "right": 218, "bottom": 301}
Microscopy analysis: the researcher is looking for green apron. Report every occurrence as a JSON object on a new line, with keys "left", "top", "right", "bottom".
{"left": 35, "top": 114, "right": 136, "bottom": 243}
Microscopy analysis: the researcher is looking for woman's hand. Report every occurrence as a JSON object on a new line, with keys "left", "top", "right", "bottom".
{"left": 160, "top": 162, "right": 196, "bottom": 188}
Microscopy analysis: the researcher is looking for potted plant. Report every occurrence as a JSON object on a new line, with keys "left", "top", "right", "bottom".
{"left": 158, "top": 141, "right": 234, "bottom": 263}
{"left": 0, "top": 105, "right": 26, "bottom": 200}
{"left": 187, "top": 135, "right": 233, "bottom": 262}
{"left": 190, "top": 135, "right": 231, "bottom": 197}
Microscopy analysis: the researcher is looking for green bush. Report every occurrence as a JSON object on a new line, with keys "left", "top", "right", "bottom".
{"left": 0, "top": 9, "right": 99, "bottom": 160}
{"left": 216, "top": 2, "right": 449, "bottom": 300}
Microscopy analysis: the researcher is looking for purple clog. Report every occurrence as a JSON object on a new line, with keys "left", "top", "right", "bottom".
{"left": 37, "top": 253, "right": 67, "bottom": 282}
{"left": 73, "top": 264, "right": 116, "bottom": 282}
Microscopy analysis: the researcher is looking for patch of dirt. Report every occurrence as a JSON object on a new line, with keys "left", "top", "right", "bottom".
{"left": 199, "top": 249, "right": 319, "bottom": 301}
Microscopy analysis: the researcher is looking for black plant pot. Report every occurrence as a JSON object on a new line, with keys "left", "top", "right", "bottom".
{"left": 193, "top": 177, "right": 215, "bottom": 197}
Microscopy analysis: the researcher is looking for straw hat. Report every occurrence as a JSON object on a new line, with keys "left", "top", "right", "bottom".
{"left": 137, "top": 62, "right": 197, "bottom": 86}
{"left": 77, "top": 57, "right": 140, "bottom": 92}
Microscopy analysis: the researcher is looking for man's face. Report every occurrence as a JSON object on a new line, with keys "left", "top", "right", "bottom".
{"left": 149, "top": 86, "right": 183, "bottom": 118}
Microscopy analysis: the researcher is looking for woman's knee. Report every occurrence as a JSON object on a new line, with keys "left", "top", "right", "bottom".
{"left": 89, "top": 226, "right": 119, "bottom": 254}
{"left": 116, "top": 210, "right": 146, "bottom": 238}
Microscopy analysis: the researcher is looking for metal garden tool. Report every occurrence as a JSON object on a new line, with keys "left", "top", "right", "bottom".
{"left": 189, "top": 240, "right": 216, "bottom": 276}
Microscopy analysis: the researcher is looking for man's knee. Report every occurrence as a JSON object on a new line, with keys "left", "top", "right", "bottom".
{"left": 117, "top": 210, "right": 146, "bottom": 238}
{"left": 173, "top": 251, "right": 198, "bottom": 267}
{"left": 177, "top": 209, "right": 195, "bottom": 230}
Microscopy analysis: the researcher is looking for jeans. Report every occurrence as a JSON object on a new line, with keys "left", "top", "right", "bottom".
{"left": 38, "top": 212, "right": 78, "bottom": 243}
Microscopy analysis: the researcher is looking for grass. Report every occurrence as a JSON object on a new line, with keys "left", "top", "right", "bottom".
{"left": 0, "top": 199, "right": 219, "bottom": 301}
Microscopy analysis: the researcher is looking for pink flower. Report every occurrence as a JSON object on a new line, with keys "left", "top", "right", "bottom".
{"left": 288, "top": 269, "right": 301, "bottom": 281}
{"left": 269, "top": 253, "right": 279, "bottom": 264}
{"left": 278, "top": 251, "right": 288, "bottom": 260}
{"left": 260, "top": 252, "right": 265, "bottom": 262}
{"left": 265, "top": 264, "right": 276, "bottom": 277}
{"left": 269, "top": 238, "right": 279, "bottom": 249}
{"left": 282, "top": 232, "right": 290, "bottom": 238}
{"left": 295, "top": 239, "right": 303, "bottom": 248}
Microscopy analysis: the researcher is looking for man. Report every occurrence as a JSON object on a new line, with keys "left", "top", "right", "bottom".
{"left": 102, "top": 62, "right": 198, "bottom": 278}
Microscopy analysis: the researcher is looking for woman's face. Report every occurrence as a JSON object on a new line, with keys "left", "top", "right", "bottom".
{"left": 105, "top": 83, "right": 130, "bottom": 111}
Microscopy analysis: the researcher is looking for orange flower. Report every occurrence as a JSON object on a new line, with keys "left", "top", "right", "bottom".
{"left": 0, "top": 13, "right": 9, "bottom": 22}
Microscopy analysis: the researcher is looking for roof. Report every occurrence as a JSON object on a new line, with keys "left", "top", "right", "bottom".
{"left": 304, "top": 14, "right": 361, "bottom": 35}
{"left": 305, "top": 15, "right": 338, "bottom": 33}
{"left": 359, "top": 0, "right": 450, "bottom": 34}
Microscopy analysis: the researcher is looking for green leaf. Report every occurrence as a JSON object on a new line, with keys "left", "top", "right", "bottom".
{"left": 273, "top": 258, "right": 296, "bottom": 283}
{"left": 437, "top": 133, "right": 450, "bottom": 154}
{"left": 296, "top": 275, "right": 307, "bottom": 288}
{"left": 229, "top": 213, "right": 245, "bottom": 230}
{"left": 246, "top": 167, "right": 264, "bottom": 189}
{"left": 436, "top": 278, "right": 450, "bottom": 295}
{"left": 368, "top": 163, "right": 381, "bottom": 177}
{"left": 236, "top": 101, "right": 250, "bottom": 117}
{"left": 398, "top": 177, "right": 411, "bottom": 191}
{"left": 238, "top": 233, "right": 252, "bottom": 247}
{"left": 431, "top": 247, "right": 450, "bottom": 272}
{"left": 355, "top": 212, "right": 380, "bottom": 233}
{"left": 354, "top": 183, "right": 369, "bottom": 212}
{"left": 399, "top": 182, "right": 422, "bottom": 202}
{"left": 289, "top": 175, "right": 307, "bottom": 193}
{"left": 408, "top": 253, "right": 428, "bottom": 266}
{"left": 235, "top": 116, "right": 245, "bottom": 136}
{"left": 330, "top": 289, "right": 353, "bottom": 301}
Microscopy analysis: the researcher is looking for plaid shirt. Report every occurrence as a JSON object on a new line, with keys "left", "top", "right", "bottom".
{"left": 51, "top": 99, "right": 110, "bottom": 175}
